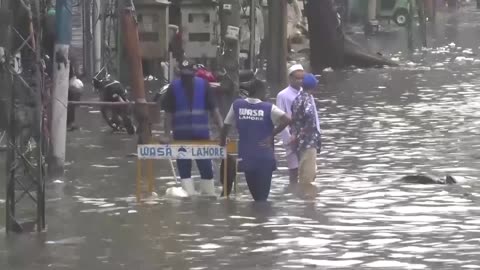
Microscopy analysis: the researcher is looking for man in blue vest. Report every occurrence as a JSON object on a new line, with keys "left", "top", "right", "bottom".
{"left": 162, "top": 60, "right": 224, "bottom": 196}
{"left": 220, "top": 79, "right": 291, "bottom": 201}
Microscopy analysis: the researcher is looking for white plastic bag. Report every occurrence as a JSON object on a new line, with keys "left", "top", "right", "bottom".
{"left": 69, "top": 76, "right": 84, "bottom": 95}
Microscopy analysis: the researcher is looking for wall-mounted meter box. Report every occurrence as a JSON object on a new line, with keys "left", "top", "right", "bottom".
{"left": 135, "top": 0, "right": 170, "bottom": 59}
{"left": 225, "top": 25, "right": 239, "bottom": 41}
{"left": 180, "top": 0, "right": 220, "bottom": 59}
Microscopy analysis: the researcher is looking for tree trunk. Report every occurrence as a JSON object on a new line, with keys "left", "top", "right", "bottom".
{"left": 306, "top": 0, "right": 344, "bottom": 70}
{"left": 121, "top": 1, "right": 151, "bottom": 144}
{"left": 306, "top": 0, "right": 398, "bottom": 72}
{"left": 267, "top": 0, "right": 287, "bottom": 89}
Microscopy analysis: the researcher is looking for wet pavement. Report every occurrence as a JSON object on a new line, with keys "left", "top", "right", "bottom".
{"left": 2, "top": 5, "right": 480, "bottom": 270}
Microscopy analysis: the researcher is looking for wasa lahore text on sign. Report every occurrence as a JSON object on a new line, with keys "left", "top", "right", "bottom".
{"left": 137, "top": 144, "right": 227, "bottom": 160}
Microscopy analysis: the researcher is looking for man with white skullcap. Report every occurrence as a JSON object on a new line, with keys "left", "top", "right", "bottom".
{"left": 276, "top": 63, "right": 305, "bottom": 184}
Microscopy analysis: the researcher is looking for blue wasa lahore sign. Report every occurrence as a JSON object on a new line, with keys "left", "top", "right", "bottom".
{"left": 137, "top": 144, "right": 226, "bottom": 160}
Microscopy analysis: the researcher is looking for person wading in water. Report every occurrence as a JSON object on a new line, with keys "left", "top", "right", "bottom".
{"left": 162, "top": 60, "right": 224, "bottom": 197}
{"left": 276, "top": 64, "right": 305, "bottom": 185}
{"left": 289, "top": 73, "right": 322, "bottom": 199}
{"left": 220, "top": 79, "right": 291, "bottom": 201}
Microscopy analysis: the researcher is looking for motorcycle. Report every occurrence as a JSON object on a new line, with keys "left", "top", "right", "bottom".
{"left": 92, "top": 69, "right": 136, "bottom": 135}
{"left": 153, "top": 65, "right": 259, "bottom": 106}
{"left": 238, "top": 68, "right": 259, "bottom": 98}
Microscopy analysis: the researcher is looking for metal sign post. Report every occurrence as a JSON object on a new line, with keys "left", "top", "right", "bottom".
{"left": 4, "top": 0, "right": 48, "bottom": 233}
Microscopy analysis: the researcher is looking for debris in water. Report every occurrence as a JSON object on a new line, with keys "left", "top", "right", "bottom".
{"left": 166, "top": 187, "right": 189, "bottom": 198}
{"left": 46, "top": 236, "right": 86, "bottom": 245}
{"left": 91, "top": 164, "right": 120, "bottom": 169}
{"left": 454, "top": 56, "right": 474, "bottom": 64}
{"left": 53, "top": 179, "right": 64, "bottom": 184}
{"left": 199, "top": 243, "right": 222, "bottom": 249}
{"left": 141, "top": 192, "right": 161, "bottom": 204}
{"left": 85, "top": 145, "right": 103, "bottom": 149}
{"left": 127, "top": 210, "right": 137, "bottom": 214}
{"left": 99, "top": 203, "right": 116, "bottom": 208}
{"left": 144, "top": 200, "right": 159, "bottom": 205}
{"left": 96, "top": 207, "right": 128, "bottom": 213}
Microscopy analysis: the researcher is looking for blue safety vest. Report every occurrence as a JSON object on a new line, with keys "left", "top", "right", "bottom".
{"left": 233, "top": 99, "right": 276, "bottom": 172}
{"left": 172, "top": 77, "right": 210, "bottom": 140}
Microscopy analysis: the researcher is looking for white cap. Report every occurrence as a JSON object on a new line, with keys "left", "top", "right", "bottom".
{"left": 288, "top": 64, "right": 304, "bottom": 75}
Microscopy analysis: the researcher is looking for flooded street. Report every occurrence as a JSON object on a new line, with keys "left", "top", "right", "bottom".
{"left": 2, "top": 5, "right": 480, "bottom": 270}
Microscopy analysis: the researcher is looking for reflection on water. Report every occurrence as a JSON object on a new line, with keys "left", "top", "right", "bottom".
{"left": 2, "top": 6, "right": 480, "bottom": 270}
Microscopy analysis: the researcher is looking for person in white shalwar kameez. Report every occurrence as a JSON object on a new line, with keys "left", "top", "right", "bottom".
{"left": 276, "top": 64, "right": 305, "bottom": 184}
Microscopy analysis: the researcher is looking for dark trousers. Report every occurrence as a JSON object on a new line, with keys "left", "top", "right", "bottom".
{"left": 244, "top": 168, "right": 273, "bottom": 201}
{"left": 67, "top": 90, "right": 81, "bottom": 126}
{"left": 177, "top": 159, "right": 213, "bottom": 180}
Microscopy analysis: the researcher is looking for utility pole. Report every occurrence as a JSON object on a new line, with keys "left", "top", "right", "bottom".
{"left": 249, "top": 0, "right": 257, "bottom": 70}
{"left": 258, "top": 0, "right": 268, "bottom": 75}
{"left": 93, "top": 0, "right": 102, "bottom": 73}
{"left": 416, "top": 0, "right": 427, "bottom": 48}
{"left": 121, "top": 0, "right": 150, "bottom": 144}
{"left": 266, "top": 0, "right": 287, "bottom": 90}
{"left": 367, "top": 0, "right": 377, "bottom": 20}
{"left": 50, "top": 0, "right": 72, "bottom": 176}
{"left": 219, "top": 0, "right": 240, "bottom": 117}
{"left": 115, "top": 0, "right": 131, "bottom": 85}
{"left": 406, "top": 0, "right": 414, "bottom": 51}
{"left": 82, "top": 0, "right": 93, "bottom": 79}
{"left": 342, "top": 0, "right": 350, "bottom": 27}
{"left": 365, "top": 0, "right": 377, "bottom": 34}
{"left": 432, "top": 0, "right": 437, "bottom": 22}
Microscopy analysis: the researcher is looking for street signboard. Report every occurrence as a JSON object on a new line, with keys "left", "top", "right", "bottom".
{"left": 137, "top": 144, "right": 226, "bottom": 160}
